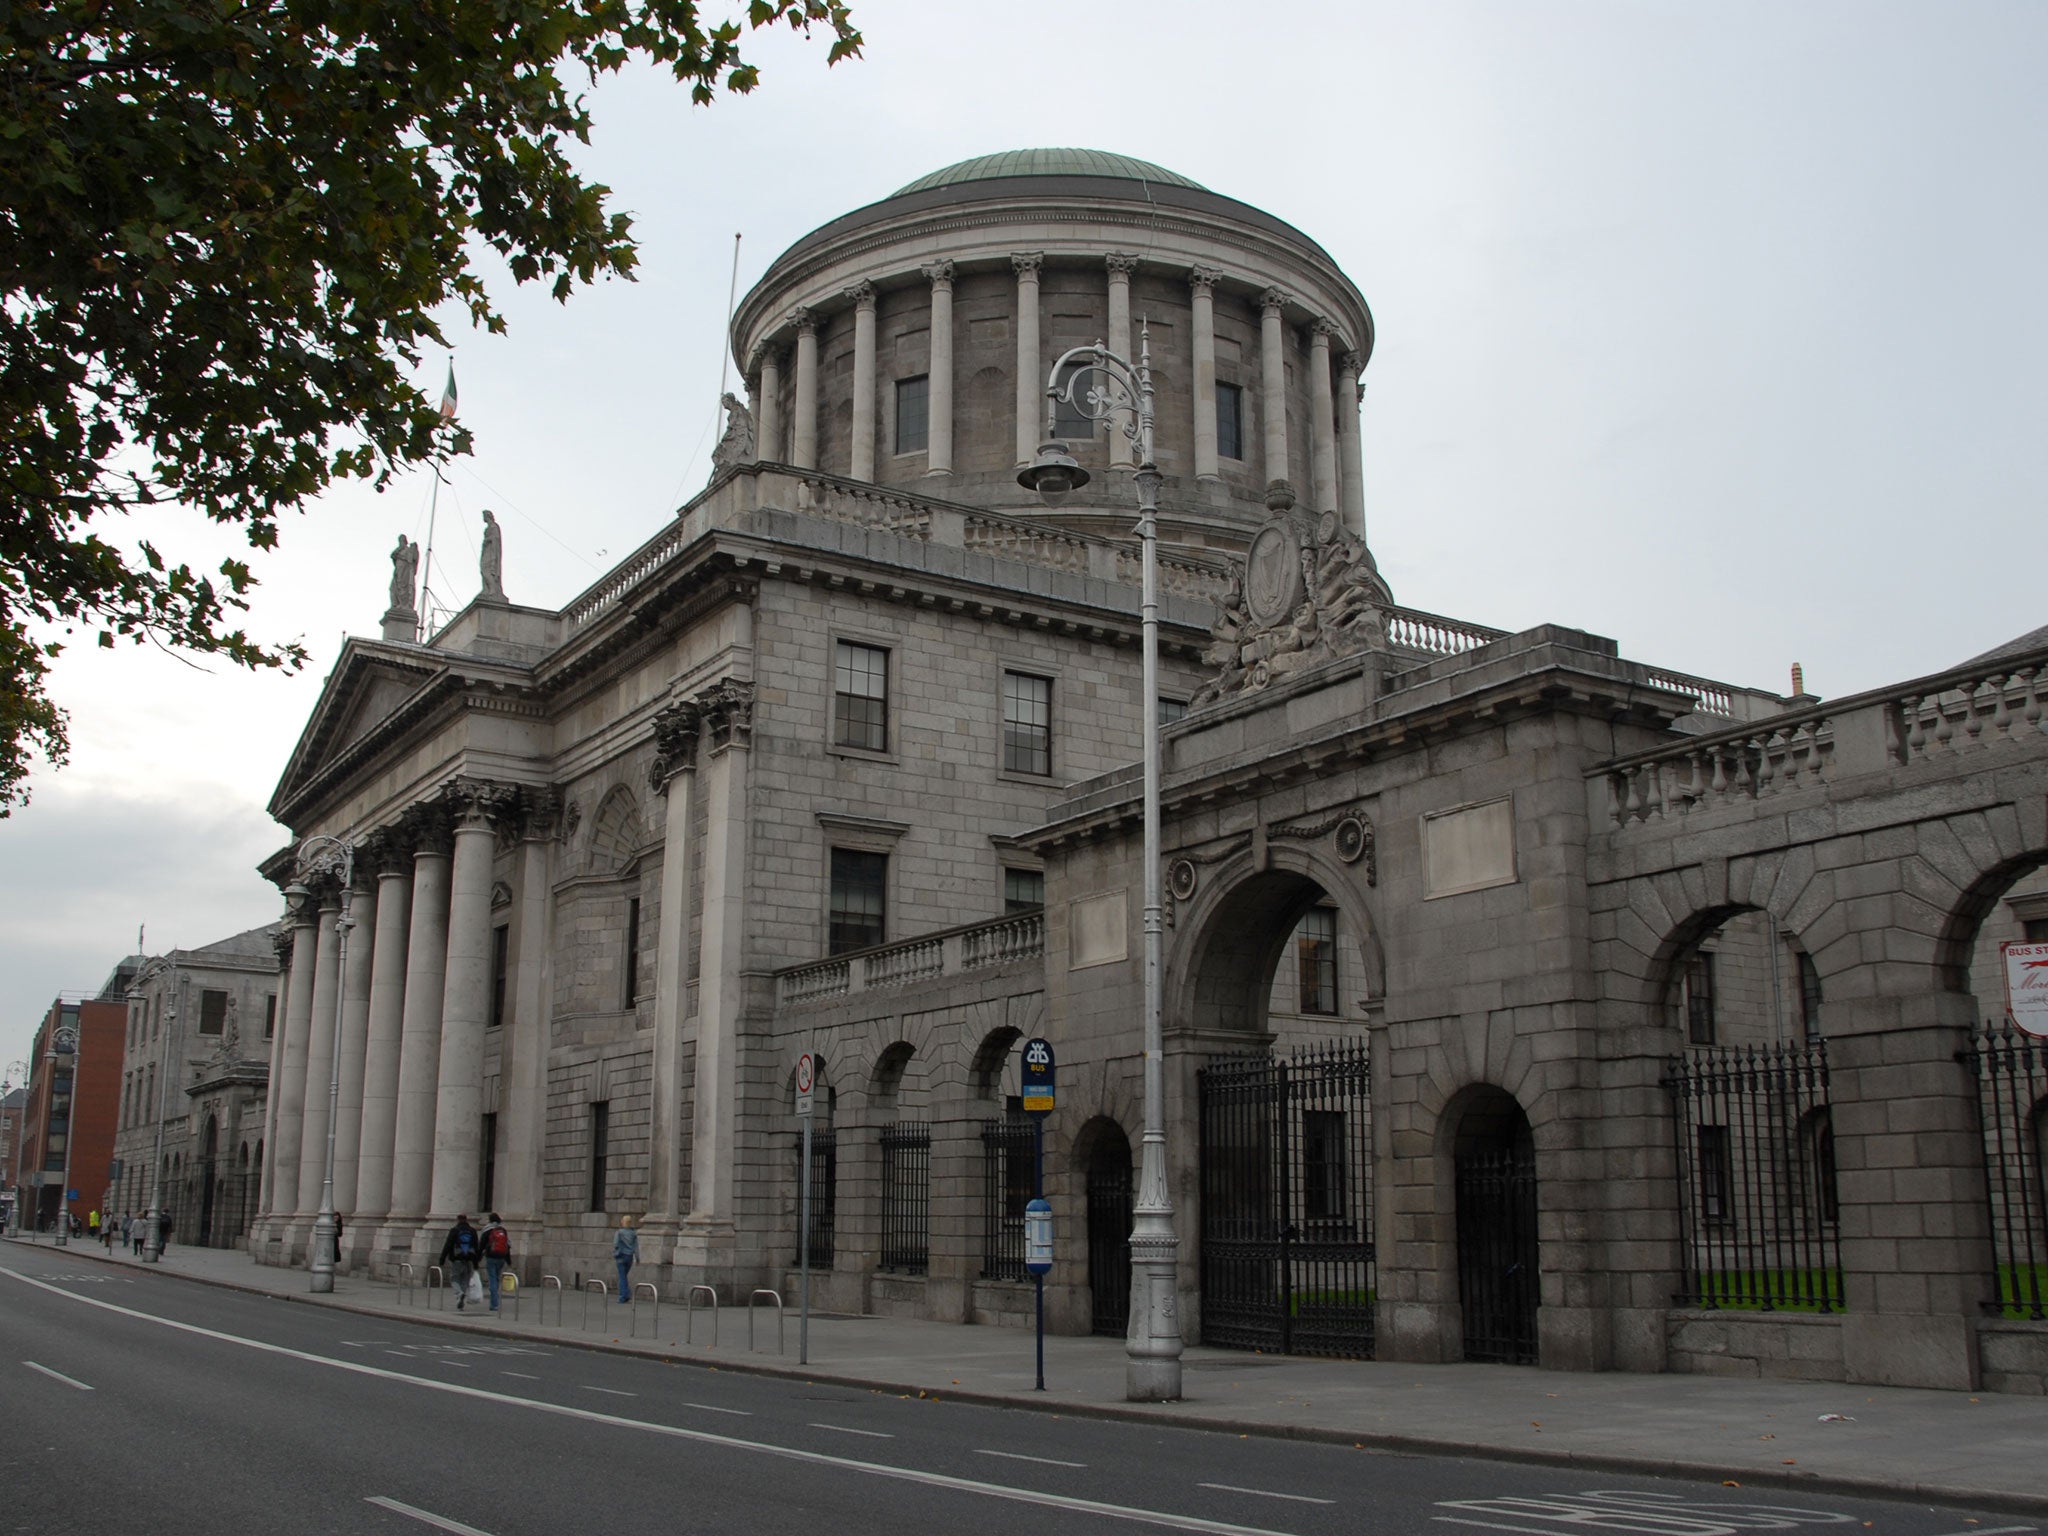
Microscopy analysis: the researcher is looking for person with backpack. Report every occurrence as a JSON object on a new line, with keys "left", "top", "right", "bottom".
{"left": 478, "top": 1213, "right": 513, "bottom": 1312}
{"left": 439, "top": 1214, "right": 481, "bottom": 1311}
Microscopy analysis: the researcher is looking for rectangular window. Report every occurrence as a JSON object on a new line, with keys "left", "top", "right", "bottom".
{"left": 1297, "top": 907, "right": 1338, "bottom": 1015}
{"left": 1797, "top": 952, "right": 1824, "bottom": 1041}
{"left": 2026, "top": 917, "right": 2048, "bottom": 943}
{"left": 894, "top": 375, "right": 929, "bottom": 455}
{"left": 1684, "top": 952, "right": 1716, "bottom": 1046}
{"left": 833, "top": 640, "right": 889, "bottom": 753}
{"left": 1698, "top": 1124, "right": 1733, "bottom": 1225}
{"left": 1216, "top": 382, "right": 1244, "bottom": 460}
{"left": 1004, "top": 868, "right": 1045, "bottom": 913}
{"left": 479, "top": 1112, "right": 497, "bottom": 1211}
{"left": 588, "top": 1102, "right": 610, "bottom": 1213}
{"left": 1157, "top": 696, "right": 1187, "bottom": 726}
{"left": 263, "top": 993, "right": 277, "bottom": 1041}
{"left": 1052, "top": 361, "right": 1095, "bottom": 441}
{"left": 198, "top": 989, "right": 228, "bottom": 1036}
{"left": 622, "top": 898, "right": 640, "bottom": 1008}
{"left": 490, "top": 924, "right": 510, "bottom": 1029}
{"left": 1302, "top": 1109, "right": 1347, "bottom": 1222}
{"left": 829, "top": 849, "right": 888, "bottom": 954}
{"left": 1002, "top": 671, "right": 1052, "bottom": 776}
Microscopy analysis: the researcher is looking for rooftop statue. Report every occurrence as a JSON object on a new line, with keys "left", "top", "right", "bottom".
{"left": 710, "top": 392, "right": 756, "bottom": 476}
{"left": 387, "top": 534, "right": 419, "bottom": 613}
{"left": 479, "top": 509, "right": 504, "bottom": 601}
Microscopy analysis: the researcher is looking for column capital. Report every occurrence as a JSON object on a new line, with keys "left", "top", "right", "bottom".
{"left": 921, "top": 259, "right": 955, "bottom": 288}
{"left": 1011, "top": 251, "right": 1044, "bottom": 278}
{"left": 515, "top": 783, "right": 564, "bottom": 842}
{"left": 1311, "top": 317, "right": 1343, "bottom": 343}
{"left": 1105, "top": 251, "right": 1140, "bottom": 277}
{"left": 1188, "top": 265, "right": 1224, "bottom": 295}
{"left": 1259, "top": 287, "right": 1292, "bottom": 314}
{"left": 398, "top": 798, "right": 453, "bottom": 858}
{"left": 843, "top": 280, "right": 876, "bottom": 311}
{"left": 360, "top": 826, "right": 413, "bottom": 879}
{"left": 695, "top": 678, "right": 755, "bottom": 755}
{"left": 271, "top": 926, "right": 297, "bottom": 966}
{"left": 441, "top": 776, "right": 517, "bottom": 835}
{"left": 1342, "top": 350, "right": 1365, "bottom": 380}
{"left": 650, "top": 700, "right": 703, "bottom": 791}
{"left": 790, "top": 304, "right": 816, "bottom": 336}
{"left": 746, "top": 341, "right": 779, "bottom": 375}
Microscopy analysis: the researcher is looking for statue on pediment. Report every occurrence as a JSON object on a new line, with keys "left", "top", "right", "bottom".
{"left": 479, "top": 509, "right": 504, "bottom": 601}
{"left": 710, "top": 392, "right": 756, "bottom": 475}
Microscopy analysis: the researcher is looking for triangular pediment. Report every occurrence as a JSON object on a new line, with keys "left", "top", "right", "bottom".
{"left": 268, "top": 640, "right": 445, "bottom": 820}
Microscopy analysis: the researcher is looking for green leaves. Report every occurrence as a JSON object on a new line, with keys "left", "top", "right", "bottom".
{"left": 0, "top": 0, "right": 861, "bottom": 815}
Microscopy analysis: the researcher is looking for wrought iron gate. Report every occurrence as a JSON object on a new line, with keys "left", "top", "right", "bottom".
{"left": 1455, "top": 1139, "right": 1538, "bottom": 1364}
{"left": 1086, "top": 1153, "right": 1132, "bottom": 1336}
{"left": 1198, "top": 1040, "right": 1375, "bottom": 1357}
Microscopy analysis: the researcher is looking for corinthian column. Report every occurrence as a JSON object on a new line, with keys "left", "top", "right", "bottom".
{"left": 791, "top": 307, "right": 819, "bottom": 471}
{"left": 498, "top": 788, "right": 558, "bottom": 1239}
{"left": 383, "top": 806, "right": 451, "bottom": 1246}
{"left": 923, "top": 261, "right": 954, "bottom": 477}
{"left": 1013, "top": 253, "right": 1043, "bottom": 466}
{"left": 1339, "top": 351, "right": 1367, "bottom": 540}
{"left": 676, "top": 679, "right": 754, "bottom": 1282}
{"left": 1106, "top": 254, "right": 1137, "bottom": 469}
{"left": 1188, "top": 267, "right": 1221, "bottom": 483}
{"left": 261, "top": 908, "right": 318, "bottom": 1238}
{"left": 291, "top": 892, "right": 344, "bottom": 1257}
{"left": 1309, "top": 320, "right": 1339, "bottom": 517}
{"left": 1260, "top": 288, "right": 1292, "bottom": 493}
{"left": 331, "top": 871, "right": 378, "bottom": 1229}
{"left": 754, "top": 346, "right": 782, "bottom": 466}
{"left": 847, "top": 282, "right": 877, "bottom": 480}
{"left": 646, "top": 703, "right": 701, "bottom": 1241}
{"left": 427, "top": 779, "right": 509, "bottom": 1224}
{"left": 353, "top": 839, "right": 412, "bottom": 1231}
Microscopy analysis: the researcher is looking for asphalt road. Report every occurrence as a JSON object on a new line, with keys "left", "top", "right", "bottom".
{"left": 0, "top": 1243, "right": 2032, "bottom": 1536}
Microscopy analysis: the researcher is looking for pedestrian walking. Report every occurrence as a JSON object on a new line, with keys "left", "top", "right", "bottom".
{"left": 132, "top": 1215, "right": 147, "bottom": 1256}
{"left": 479, "top": 1212, "right": 512, "bottom": 1312}
{"left": 155, "top": 1207, "right": 172, "bottom": 1257}
{"left": 439, "top": 1214, "right": 481, "bottom": 1311}
{"left": 101, "top": 1213, "right": 114, "bottom": 1251}
{"left": 613, "top": 1215, "right": 638, "bottom": 1303}
{"left": 87, "top": 1208, "right": 99, "bottom": 1239}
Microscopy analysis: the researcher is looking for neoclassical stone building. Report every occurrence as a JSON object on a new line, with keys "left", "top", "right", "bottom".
{"left": 256, "top": 150, "right": 2048, "bottom": 1394}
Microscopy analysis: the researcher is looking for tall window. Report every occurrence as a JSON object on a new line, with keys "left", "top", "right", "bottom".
{"left": 198, "top": 989, "right": 228, "bottom": 1035}
{"left": 834, "top": 641, "right": 889, "bottom": 752}
{"left": 894, "top": 375, "right": 929, "bottom": 455}
{"left": 1683, "top": 952, "right": 1716, "bottom": 1046}
{"left": 622, "top": 897, "right": 640, "bottom": 1008}
{"left": 1216, "top": 382, "right": 1244, "bottom": 460}
{"left": 1004, "top": 868, "right": 1045, "bottom": 913}
{"left": 490, "top": 925, "right": 510, "bottom": 1029}
{"left": 829, "top": 849, "right": 887, "bottom": 954}
{"left": 1302, "top": 1109, "right": 1347, "bottom": 1222}
{"left": 1051, "top": 360, "right": 1095, "bottom": 441}
{"left": 1297, "top": 907, "right": 1338, "bottom": 1015}
{"left": 1002, "top": 671, "right": 1052, "bottom": 776}
{"left": 588, "top": 1102, "right": 610, "bottom": 1213}
{"left": 479, "top": 1112, "right": 497, "bottom": 1211}
{"left": 1797, "top": 952, "right": 1824, "bottom": 1041}
{"left": 1697, "top": 1124, "right": 1733, "bottom": 1224}
{"left": 263, "top": 994, "right": 276, "bottom": 1040}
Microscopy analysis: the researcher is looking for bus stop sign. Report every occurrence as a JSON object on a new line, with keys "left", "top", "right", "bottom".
{"left": 1021, "top": 1037, "right": 1054, "bottom": 1115}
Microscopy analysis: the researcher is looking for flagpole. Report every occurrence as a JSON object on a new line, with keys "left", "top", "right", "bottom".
{"left": 419, "top": 363, "right": 458, "bottom": 638}
{"left": 716, "top": 232, "right": 741, "bottom": 407}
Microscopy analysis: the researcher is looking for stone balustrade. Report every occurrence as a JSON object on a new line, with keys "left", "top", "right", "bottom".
{"left": 1598, "top": 645, "right": 2048, "bottom": 830}
{"left": 1383, "top": 607, "right": 1507, "bottom": 659}
{"left": 776, "top": 909, "right": 1046, "bottom": 1008}
{"left": 563, "top": 522, "right": 690, "bottom": 630}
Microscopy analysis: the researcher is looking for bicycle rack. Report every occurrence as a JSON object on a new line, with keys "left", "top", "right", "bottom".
{"left": 583, "top": 1277, "right": 609, "bottom": 1330}
{"left": 633, "top": 1281, "right": 660, "bottom": 1338}
{"left": 685, "top": 1285, "right": 719, "bottom": 1345}
{"left": 541, "top": 1274, "right": 563, "bottom": 1327}
{"left": 427, "top": 1264, "right": 445, "bottom": 1310}
{"left": 396, "top": 1262, "right": 414, "bottom": 1306}
{"left": 748, "top": 1289, "right": 784, "bottom": 1354}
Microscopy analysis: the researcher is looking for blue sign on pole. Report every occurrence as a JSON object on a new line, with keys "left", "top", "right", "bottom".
{"left": 1021, "top": 1036, "right": 1055, "bottom": 1115}
{"left": 1024, "top": 1199, "right": 1053, "bottom": 1275}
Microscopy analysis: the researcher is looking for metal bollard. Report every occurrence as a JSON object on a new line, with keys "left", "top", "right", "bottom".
{"left": 427, "top": 1264, "right": 445, "bottom": 1310}
{"left": 748, "top": 1289, "right": 785, "bottom": 1354}
{"left": 541, "top": 1274, "right": 563, "bottom": 1327}
{"left": 685, "top": 1284, "right": 719, "bottom": 1346}
{"left": 583, "top": 1277, "right": 609, "bottom": 1330}
{"left": 397, "top": 1262, "right": 414, "bottom": 1306}
{"left": 633, "top": 1281, "right": 660, "bottom": 1338}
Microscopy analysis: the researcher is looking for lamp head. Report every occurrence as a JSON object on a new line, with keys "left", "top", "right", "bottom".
{"left": 1017, "top": 442, "right": 1090, "bottom": 507}
{"left": 283, "top": 880, "right": 311, "bottom": 911}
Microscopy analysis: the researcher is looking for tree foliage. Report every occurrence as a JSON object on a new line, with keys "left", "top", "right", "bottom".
{"left": 0, "top": 0, "right": 859, "bottom": 814}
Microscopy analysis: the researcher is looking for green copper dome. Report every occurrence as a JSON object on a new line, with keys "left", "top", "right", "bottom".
{"left": 893, "top": 149, "right": 1206, "bottom": 197}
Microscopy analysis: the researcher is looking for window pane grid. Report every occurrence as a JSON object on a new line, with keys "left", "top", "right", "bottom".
{"left": 1297, "top": 907, "right": 1337, "bottom": 1014}
{"left": 1002, "top": 671, "right": 1051, "bottom": 776}
{"left": 834, "top": 641, "right": 888, "bottom": 752}
{"left": 829, "top": 848, "right": 887, "bottom": 954}
{"left": 1217, "top": 383, "right": 1244, "bottom": 461}
{"left": 895, "top": 375, "right": 929, "bottom": 455}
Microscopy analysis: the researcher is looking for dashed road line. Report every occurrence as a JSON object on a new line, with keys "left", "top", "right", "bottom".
{"left": 979, "top": 1449, "right": 1086, "bottom": 1468}
{"left": 811, "top": 1422, "right": 893, "bottom": 1439}
{"left": 1199, "top": 1486, "right": 1333, "bottom": 1507}
{"left": 365, "top": 1495, "right": 496, "bottom": 1534}
{"left": 580, "top": 1385, "right": 635, "bottom": 1397}
{"left": 684, "top": 1402, "right": 751, "bottom": 1416}
{"left": 23, "top": 1360, "right": 93, "bottom": 1391}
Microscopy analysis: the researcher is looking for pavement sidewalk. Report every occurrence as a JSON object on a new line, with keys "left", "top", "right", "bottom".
{"left": 9, "top": 1232, "right": 2043, "bottom": 1515}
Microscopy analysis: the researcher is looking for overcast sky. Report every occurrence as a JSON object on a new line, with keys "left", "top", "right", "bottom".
{"left": 4, "top": 0, "right": 2044, "bottom": 1080}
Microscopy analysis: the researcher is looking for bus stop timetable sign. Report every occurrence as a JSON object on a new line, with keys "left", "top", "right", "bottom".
{"left": 1021, "top": 1037, "right": 1055, "bottom": 1114}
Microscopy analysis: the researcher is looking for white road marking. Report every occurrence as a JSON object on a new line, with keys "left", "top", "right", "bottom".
{"left": 1200, "top": 1486, "right": 1333, "bottom": 1507}
{"left": 979, "top": 1449, "right": 1086, "bottom": 1468}
{"left": 502, "top": 1371, "right": 540, "bottom": 1380}
{"left": 23, "top": 1360, "right": 93, "bottom": 1391}
{"left": 684, "top": 1402, "right": 751, "bottom": 1416}
{"left": 1434, "top": 1492, "right": 1863, "bottom": 1536}
{"left": 1924, "top": 1529, "right": 2036, "bottom": 1536}
{"left": 581, "top": 1385, "right": 635, "bottom": 1397}
{"left": 1, "top": 1265, "right": 1308, "bottom": 1536}
{"left": 811, "top": 1421, "right": 892, "bottom": 1438}
{"left": 365, "top": 1495, "right": 497, "bottom": 1534}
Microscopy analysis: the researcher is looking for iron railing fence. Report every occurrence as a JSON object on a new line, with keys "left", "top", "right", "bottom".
{"left": 980, "top": 1116, "right": 1036, "bottom": 1281}
{"left": 1198, "top": 1038, "right": 1376, "bottom": 1357}
{"left": 1963, "top": 1019, "right": 2047, "bottom": 1319}
{"left": 792, "top": 1129, "right": 837, "bottom": 1268}
{"left": 1666, "top": 1040, "right": 1842, "bottom": 1311}
{"left": 878, "top": 1122, "right": 930, "bottom": 1275}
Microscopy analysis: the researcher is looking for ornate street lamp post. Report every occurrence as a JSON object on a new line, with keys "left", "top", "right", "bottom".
{"left": 1018, "top": 324, "right": 1183, "bottom": 1402}
{"left": 137, "top": 971, "right": 181, "bottom": 1263}
{"left": 286, "top": 833, "right": 357, "bottom": 1294}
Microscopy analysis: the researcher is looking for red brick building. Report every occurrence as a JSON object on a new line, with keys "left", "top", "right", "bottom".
{"left": 18, "top": 963, "right": 135, "bottom": 1232}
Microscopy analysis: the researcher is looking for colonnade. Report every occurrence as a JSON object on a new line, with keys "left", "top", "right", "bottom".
{"left": 254, "top": 779, "right": 552, "bottom": 1268}
{"left": 747, "top": 255, "right": 1370, "bottom": 537}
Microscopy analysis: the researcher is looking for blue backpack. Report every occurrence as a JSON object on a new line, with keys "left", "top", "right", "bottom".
{"left": 454, "top": 1227, "right": 477, "bottom": 1258}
